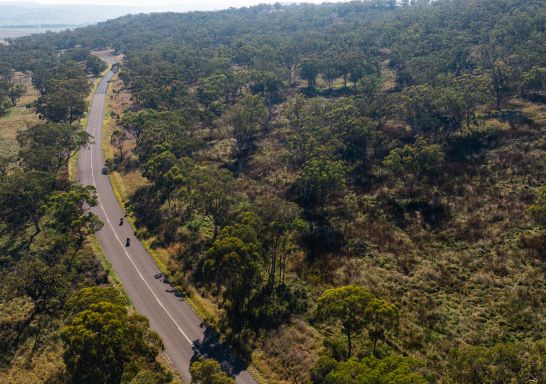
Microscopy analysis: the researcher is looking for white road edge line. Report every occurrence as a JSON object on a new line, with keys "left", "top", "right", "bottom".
{"left": 88, "top": 84, "right": 195, "bottom": 348}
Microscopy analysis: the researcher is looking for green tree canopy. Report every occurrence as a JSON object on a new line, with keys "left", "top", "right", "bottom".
{"left": 449, "top": 342, "right": 546, "bottom": 384}
{"left": 522, "top": 66, "right": 546, "bottom": 95}
{"left": 44, "top": 185, "right": 103, "bottom": 265}
{"left": 227, "top": 94, "right": 268, "bottom": 158}
{"left": 110, "top": 129, "right": 128, "bottom": 161}
{"left": 316, "top": 285, "right": 399, "bottom": 358}
{"left": 0, "top": 170, "right": 53, "bottom": 238}
{"left": 35, "top": 78, "right": 88, "bottom": 123}
{"left": 85, "top": 55, "right": 107, "bottom": 77}
{"left": 61, "top": 302, "right": 163, "bottom": 384}
{"left": 315, "top": 285, "right": 374, "bottom": 358}
{"left": 191, "top": 167, "right": 236, "bottom": 240}
{"left": 197, "top": 73, "right": 229, "bottom": 108}
{"left": 489, "top": 60, "right": 519, "bottom": 111}
{"left": 202, "top": 234, "right": 261, "bottom": 327}
{"left": 190, "top": 358, "right": 235, "bottom": 384}
{"left": 314, "top": 356, "right": 427, "bottom": 384}
{"left": 300, "top": 58, "right": 319, "bottom": 89}
{"left": 364, "top": 298, "right": 399, "bottom": 356}
{"left": 65, "top": 286, "right": 127, "bottom": 314}
{"left": 17, "top": 123, "right": 89, "bottom": 174}
{"left": 383, "top": 136, "right": 444, "bottom": 196}
{"left": 297, "top": 158, "right": 346, "bottom": 214}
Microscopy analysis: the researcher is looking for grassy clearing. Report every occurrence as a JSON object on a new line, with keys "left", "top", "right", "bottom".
{"left": 0, "top": 297, "right": 64, "bottom": 384}
{"left": 251, "top": 320, "right": 323, "bottom": 384}
{"left": 513, "top": 98, "right": 546, "bottom": 126}
{"left": 0, "top": 338, "right": 65, "bottom": 384}
{"left": 380, "top": 58, "right": 397, "bottom": 91}
{"left": 0, "top": 79, "right": 40, "bottom": 158}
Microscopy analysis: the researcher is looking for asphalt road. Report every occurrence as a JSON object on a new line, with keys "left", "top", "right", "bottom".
{"left": 77, "top": 70, "right": 256, "bottom": 384}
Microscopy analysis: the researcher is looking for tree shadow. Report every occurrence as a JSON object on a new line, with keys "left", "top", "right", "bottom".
{"left": 128, "top": 185, "right": 162, "bottom": 234}
{"left": 191, "top": 327, "right": 249, "bottom": 377}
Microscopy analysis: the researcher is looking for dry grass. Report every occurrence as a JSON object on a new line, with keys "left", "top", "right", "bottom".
{"left": 311, "top": 99, "right": 546, "bottom": 369}
{"left": 0, "top": 339, "right": 65, "bottom": 384}
{"left": 193, "top": 135, "right": 234, "bottom": 164}
{"left": 511, "top": 97, "right": 546, "bottom": 126}
{"left": 216, "top": 93, "right": 546, "bottom": 380}
{"left": 110, "top": 168, "right": 148, "bottom": 203}
{"left": 0, "top": 281, "right": 60, "bottom": 383}
{"left": 252, "top": 320, "right": 323, "bottom": 384}
{"left": 186, "top": 286, "right": 222, "bottom": 325}
{"left": 380, "top": 59, "right": 397, "bottom": 91}
{"left": 0, "top": 78, "right": 40, "bottom": 158}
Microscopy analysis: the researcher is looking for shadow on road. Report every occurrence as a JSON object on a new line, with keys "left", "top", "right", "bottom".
{"left": 154, "top": 272, "right": 249, "bottom": 376}
{"left": 191, "top": 327, "right": 249, "bottom": 376}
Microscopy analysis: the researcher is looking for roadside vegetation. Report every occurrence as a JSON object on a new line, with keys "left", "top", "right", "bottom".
{"left": 0, "top": 46, "right": 174, "bottom": 383}
{"left": 1, "top": 0, "right": 545, "bottom": 383}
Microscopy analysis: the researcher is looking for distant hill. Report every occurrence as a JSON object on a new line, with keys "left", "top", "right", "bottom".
{"left": 0, "top": 2, "right": 143, "bottom": 27}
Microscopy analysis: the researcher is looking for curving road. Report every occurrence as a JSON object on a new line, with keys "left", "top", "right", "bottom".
{"left": 77, "top": 70, "right": 256, "bottom": 384}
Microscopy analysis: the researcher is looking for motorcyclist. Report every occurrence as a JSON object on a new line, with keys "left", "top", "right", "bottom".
{"left": 126, "top": 237, "right": 130, "bottom": 247}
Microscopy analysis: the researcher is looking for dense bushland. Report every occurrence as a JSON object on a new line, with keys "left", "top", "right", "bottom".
{"left": 1, "top": 0, "right": 545, "bottom": 383}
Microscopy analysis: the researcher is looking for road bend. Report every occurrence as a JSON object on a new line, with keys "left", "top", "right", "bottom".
{"left": 77, "top": 70, "right": 256, "bottom": 384}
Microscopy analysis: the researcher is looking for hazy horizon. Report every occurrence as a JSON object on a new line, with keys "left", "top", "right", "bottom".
{"left": 0, "top": 0, "right": 348, "bottom": 40}
{"left": 0, "top": 0, "right": 347, "bottom": 13}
